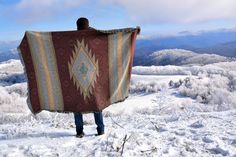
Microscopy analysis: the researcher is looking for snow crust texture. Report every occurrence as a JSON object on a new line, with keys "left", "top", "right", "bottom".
{"left": 0, "top": 59, "right": 236, "bottom": 157}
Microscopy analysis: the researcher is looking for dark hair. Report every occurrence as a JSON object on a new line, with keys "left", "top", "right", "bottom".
{"left": 76, "top": 17, "right": 89, "bottom": 30}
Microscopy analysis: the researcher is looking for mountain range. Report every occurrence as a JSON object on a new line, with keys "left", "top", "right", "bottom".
{"left": 0, "top": 29, "right": 236, "bottom": 65}
{"left": 134, "top": 29, "right": 236, "bottom": 65}
{"left": 148, "top": 49, "right": 234, "bottom": 66}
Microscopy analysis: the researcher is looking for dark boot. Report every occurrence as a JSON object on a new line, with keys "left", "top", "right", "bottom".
{"left": 76, "top": 132, "right": 85, "bottom": 138}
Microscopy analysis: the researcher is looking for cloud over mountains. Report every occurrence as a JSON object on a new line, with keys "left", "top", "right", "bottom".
{"left": 14, "top": 0, "right": 85, "bottom": 22}
{"left": 2, "top": 0, "right": 236, "bottom": 24}
{"left": 103, "top": 0, "right": 236, "bottom": 23}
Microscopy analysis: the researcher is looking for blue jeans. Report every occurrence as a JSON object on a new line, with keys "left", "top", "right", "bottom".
{"left": 74, "top": 112, "right": 104, "bottom": 134}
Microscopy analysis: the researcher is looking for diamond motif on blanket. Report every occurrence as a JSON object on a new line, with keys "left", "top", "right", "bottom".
{"left": 68, "top": 40, "right": 99, "bottom": 99}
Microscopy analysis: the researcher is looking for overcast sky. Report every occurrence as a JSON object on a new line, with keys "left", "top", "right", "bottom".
{"left": 1, "top": 0, "right": 236, "bottom": 41}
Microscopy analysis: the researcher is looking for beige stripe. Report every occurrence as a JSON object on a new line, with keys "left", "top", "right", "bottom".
{"left": 26, "top": 32, "right": 45, "bottom": 110}
{"left": 26, "top": 32, "right": 64, "bottom": 111}
{"left": 108, "top": 35, "right": 113, "bottom": 103}
{"left": 121, "top": 33, "right": 131, "bottom": 98}
{"left": 46, "top": 33, "right": 64, "bottom": 111}
{"left": 117, "top": 32, "right": 123, "bottom": 100}
{"left": 35, "top": 32, "right": 55, "bottom": 110}
{"left": 125, "top": 34, "right": 132, "bottom": 96}
{"left": 116, "top": 33, "right": 132, "bottom": 99}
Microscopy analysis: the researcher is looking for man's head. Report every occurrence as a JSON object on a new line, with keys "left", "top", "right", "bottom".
{"left": 77, "top": 17, "right": 89, "bottom": 30}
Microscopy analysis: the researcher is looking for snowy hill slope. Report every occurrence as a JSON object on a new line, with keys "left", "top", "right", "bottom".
{"left": 0, "top": 59, "right": 236, "bottom": 156}
{"left": 0, "top": 41, "right": 19, "bottom": 53}
{"left": 149, "top": 49, "right": 234, "bottom": 66}
{"left": 0, "top": 48, "right": 19, "bottom": 62}
{"left": 0, "top": 40, "right": 20, "bottom": 62}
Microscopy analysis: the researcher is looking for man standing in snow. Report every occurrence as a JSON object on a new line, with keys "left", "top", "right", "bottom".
{"left": 74, "top": 17, "right": 105, "bottom": 138}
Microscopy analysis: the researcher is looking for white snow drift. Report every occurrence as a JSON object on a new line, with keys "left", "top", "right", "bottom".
{"left": 0, "top": 58, "right": 236, "bottom": 156}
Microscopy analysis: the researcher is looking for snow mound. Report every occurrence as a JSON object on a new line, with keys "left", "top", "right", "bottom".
{"left": 149, "top": 49, "right": 233, "bottom": 66}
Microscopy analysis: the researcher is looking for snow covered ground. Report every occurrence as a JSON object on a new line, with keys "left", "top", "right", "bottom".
{"left": 0, "top": 59, "right": 236, "bottom": 157}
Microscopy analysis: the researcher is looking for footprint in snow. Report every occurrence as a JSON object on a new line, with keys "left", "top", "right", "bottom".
{"left": 208, "top": 147, "right": 229, "bottom": 156}
{"left": 189, "top": 121, "right": 204, "bottom": 129}
{"left": 202, "top": 136, "right": 214, "bottom": 143}
{"left": 174, "top": 130, "right": 185, "bottom": 136}
{"left": 189, "top": 129, "right": 197, "bottom": 134}
{"left": 164, "top": 116, "right": 180, "bottom": 123}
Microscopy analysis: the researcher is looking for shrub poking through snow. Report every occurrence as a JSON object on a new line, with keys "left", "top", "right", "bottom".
{"left": 170, "top": 73, "right": 236, "bottom": 109}
{"left": 130, "top": 80, "right": 168, "bottom": 93}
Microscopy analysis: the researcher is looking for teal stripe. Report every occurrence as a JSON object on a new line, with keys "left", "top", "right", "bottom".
{"left": 27, "top": 32, "right": 50, "bottom": 110}
{"left": 109, "top": 34, "right": 119, "bottom": 103}
{"left": 121, "top": 32, "right": 130, "bottom": 98}
{"left": 112, "top": 34, "right": 118, "bottom": 102}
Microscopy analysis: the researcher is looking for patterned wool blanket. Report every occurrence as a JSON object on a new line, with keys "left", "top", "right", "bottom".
{"left": 18, "top": 27, "right": 139, "bottom": 114}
